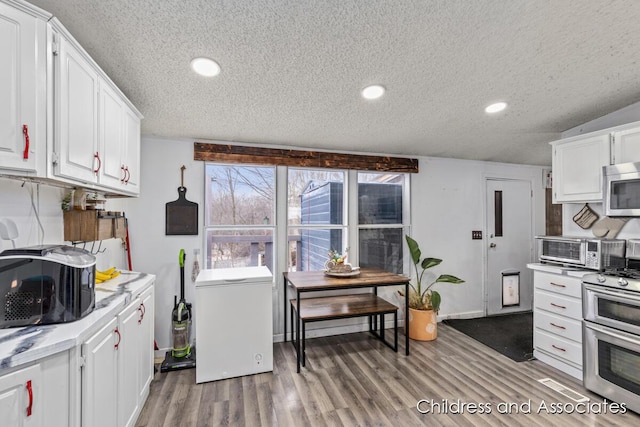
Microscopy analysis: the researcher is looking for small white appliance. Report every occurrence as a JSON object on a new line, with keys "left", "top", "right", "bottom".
{"left": 195, "top": 266, "right": 273, "bottom": 383}
{"left": 603, "top": 161, "right": 640, "bottom": 216}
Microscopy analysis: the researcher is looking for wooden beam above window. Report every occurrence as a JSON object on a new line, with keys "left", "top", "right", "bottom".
{"left": 193, "top": 142, "right": 419, "bottom": 173}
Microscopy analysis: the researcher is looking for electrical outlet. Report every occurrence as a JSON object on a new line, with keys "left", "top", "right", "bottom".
{"left": 472, "top": 230, "right": 482, "bottom": 240}
{"left": 254, "top": 353, "right": 263, "bottom": 366}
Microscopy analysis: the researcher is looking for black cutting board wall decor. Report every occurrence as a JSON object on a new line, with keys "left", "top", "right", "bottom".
{"left": 166, "top": 166, "right": 198, "bottom": 235}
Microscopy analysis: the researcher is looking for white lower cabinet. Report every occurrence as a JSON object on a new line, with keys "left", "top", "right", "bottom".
{"left": 82, "top": 318, "right": 118, "bottom": 427}
{"left": 82, "top": 285, "right": 154, "bottom": 427}
{"left": 0, "top": 351, "right": 70, "bottom": 427}
{"left": 533, "top": 270, "right": 584, "bottom": 380}
{"left": 0, "top": 363, "right": 41, "bottom": 426}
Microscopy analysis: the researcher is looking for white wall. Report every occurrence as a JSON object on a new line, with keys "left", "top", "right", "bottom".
{"left": 410, "top": 157, "right": 546, "bottom": 319}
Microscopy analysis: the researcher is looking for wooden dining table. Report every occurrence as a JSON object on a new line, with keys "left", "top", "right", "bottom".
{"left": 283, "top": 268, "right": 411, "bottom": 372}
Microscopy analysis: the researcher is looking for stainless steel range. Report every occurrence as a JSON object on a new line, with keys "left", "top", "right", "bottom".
{"left": 582, "top": 263, "right": 640, "bottom": 414}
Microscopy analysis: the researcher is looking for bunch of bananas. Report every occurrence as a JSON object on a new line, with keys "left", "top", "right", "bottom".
{"left": 95, "top": 267, "right": 121, "bottom": 284}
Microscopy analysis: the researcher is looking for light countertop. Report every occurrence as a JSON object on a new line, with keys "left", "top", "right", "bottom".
{"left": 0, "top": 271, "right": 154, "bottom": 371}
{"left": 527, "top": 262, "right": 594, "bottom": 278}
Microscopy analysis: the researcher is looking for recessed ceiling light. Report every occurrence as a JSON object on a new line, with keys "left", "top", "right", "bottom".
{"left": 485, "top": 102, "right": 507, "bottom": 113}
{"left": 191, "top": 57, "right": 221, "bottom": 77}
{"left": 361, "top": 85, "right": 385, "bottom": 100}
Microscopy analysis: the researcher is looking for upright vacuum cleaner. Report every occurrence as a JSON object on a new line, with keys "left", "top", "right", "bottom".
{"left": 160, "top": 249, "right": 197, "bottom": 372}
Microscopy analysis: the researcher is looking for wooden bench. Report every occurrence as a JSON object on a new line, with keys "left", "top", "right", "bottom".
{"left": 289, "top": 293, "right": 399, "bottom": 368}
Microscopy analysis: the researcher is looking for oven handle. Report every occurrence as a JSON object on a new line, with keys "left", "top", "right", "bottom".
{"left": 584, "top": 321, "right": 640, "bottom": 346}
{"left": 583, "top": 284, "right": 640, "bottom": 303}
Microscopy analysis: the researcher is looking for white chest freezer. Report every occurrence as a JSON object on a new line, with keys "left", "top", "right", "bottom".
{"left": 195, "top": 266, "right": 273, "bottom": 383}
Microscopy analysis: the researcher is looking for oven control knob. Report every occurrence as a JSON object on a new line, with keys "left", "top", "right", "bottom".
{"left": 597, "top": 274, "right": 606, "bottom": 283}
{"left": 618, "top": 278, "right": 629, "bottom": 287}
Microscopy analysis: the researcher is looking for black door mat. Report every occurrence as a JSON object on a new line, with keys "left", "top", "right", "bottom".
{"left": 443, "top": 312, "right": 534, "bottom": 362}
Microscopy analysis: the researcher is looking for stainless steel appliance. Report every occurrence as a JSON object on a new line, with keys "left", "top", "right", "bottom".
{"left": 536, "top": 236, "right": 626, "bottom": 270}
{"left": 603, "top": 161, "right": 640, "bottom": 216}
{"left": 0, "top": 245, "right": 95, "bottom": 328}
{"left": 583, "top": 266, "right": 640, "bottom": 413}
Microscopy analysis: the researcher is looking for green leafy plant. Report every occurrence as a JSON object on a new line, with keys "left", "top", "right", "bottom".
{"left": 401, "top": 235, "right": 464, "bottom": 313}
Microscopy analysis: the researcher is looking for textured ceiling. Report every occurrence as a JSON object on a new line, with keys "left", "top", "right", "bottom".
{"left": 28, "top": 0, "right": 640, "bottom": 166}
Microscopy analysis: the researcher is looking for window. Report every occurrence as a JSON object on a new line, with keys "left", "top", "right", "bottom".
{"left": 358, "top": 172, "right": 407, "bottom": 274}
{"left": 204, "top": 164, "right": 410, "bottom": 275}
{"left": 204, "top": 164, "right": 275, "bottom": 270}
{"left": 287, "top": 168, "right": 345, "bottom": 272}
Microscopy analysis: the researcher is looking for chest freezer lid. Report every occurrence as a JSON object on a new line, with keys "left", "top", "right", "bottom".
{"left": 195, "top": 266, "right": 273, "bottom": 286}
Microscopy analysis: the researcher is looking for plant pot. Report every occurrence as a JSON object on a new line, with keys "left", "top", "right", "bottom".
{"left": 407, "top": 307, "right": 437, "bottom": 341}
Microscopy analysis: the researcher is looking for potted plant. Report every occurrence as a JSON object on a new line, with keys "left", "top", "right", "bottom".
{"left": 401, "top": 235, "right": 464, "bottom": 341}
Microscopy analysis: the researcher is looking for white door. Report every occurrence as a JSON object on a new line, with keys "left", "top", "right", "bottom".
{"left": 486, "top": 179, "right": 533, "bottom": 315}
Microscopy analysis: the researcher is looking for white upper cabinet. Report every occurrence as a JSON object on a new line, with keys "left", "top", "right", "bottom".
{"left": 99, "top": 79, "right": 141, "bottom": 195}
{"left": 552, "top": 134, "right": 611, "bottom": 203}
{"left": 49, "top": 18, "right": 142, "bottom": 195}
{"left": 551, "top": 121, "right": 640, "bottom": 203}
{"left": 0, "top": 1, "right": 141, "bottom": 196}
{"left": 612, "top": 126, "right": 640, "bottom": 165}
{"left": 53, "top": 27, "right": 100, "bottom": 184}
{"left": 0, "top": 1, "right": 48, "bottom": 175}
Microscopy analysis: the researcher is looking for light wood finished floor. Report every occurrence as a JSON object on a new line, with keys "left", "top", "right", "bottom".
{"left": 136, "top": 324, "right": 640, "bottom": 426}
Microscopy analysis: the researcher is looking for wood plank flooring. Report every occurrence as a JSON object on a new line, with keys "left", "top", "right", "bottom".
{"left": 136, "top": 324, "right": 640, "bottom": 426}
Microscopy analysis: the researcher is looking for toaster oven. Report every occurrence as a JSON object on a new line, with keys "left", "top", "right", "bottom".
{"left": 535, "top": 236, "right": 626, "bottom": 270}
{"left": 0, "top": 245, "right": 96, "bottom": 328}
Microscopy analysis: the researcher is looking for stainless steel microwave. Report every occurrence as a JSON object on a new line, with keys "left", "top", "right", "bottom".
{"left": 536, "top": 236, "right": 626, "bottom": 270}
{"left": 603, "top": 161, "right": 640, "bottom": 216}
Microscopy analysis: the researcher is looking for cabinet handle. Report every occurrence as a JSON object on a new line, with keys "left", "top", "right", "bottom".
{"left": 26, "top": 380, "right": 33, "bottom": 416}
{"left": 550, "top": 282, "right": 566, "bottom": 288}
{"left": 551, "top": 344, "right": 566, "bottom": 352}
{"left": 94, "top": 152, "right": 102, "bottom": 174}
{"left": 22, "top": 125, "right": 30, "bottom": 160}
{"left": 114, "top": 327, "right": 121, "bottom": 349}
{"left": 138, "top": 302, "right": 145, "bottom": 324}
{"left": 549, "top": 322, "right": 566, "bottom": 330}
{"left": 550, "top": 302, "right": 566, "bottom": 310}
{"left": 120, "top": 165, "right": 126, "bottom": 183}
{"left": 124, "top": 166, "right": 130, "bottom": 184}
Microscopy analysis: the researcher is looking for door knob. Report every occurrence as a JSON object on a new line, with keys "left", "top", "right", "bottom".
{"left": 489, "top": 243, "right": 497, "bottom": 248}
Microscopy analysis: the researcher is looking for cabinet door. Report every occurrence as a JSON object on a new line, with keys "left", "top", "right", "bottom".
{"left": 82, "top": 317, "right": 118, "bottom": 427}
{"left": 122, "top": 106, "right": 141, "bottom": 194}
{"left": 0, "top": 363, "right": 42, "bottom": 427}
{"left": 54, "top": 32, "right": 100, "bottom": 184}
{"left": 99, "top": 79, "right": 126, "bottom": 188}
{"left": 612, "top": 126, "right": 640, "bottom": 164}
{"left": 0, "top": 4, "right": 46, "bottom": 174}
{"left": 137, "top": 287, "right": 154, "bottom": 404}
{"left": 117, "top": 299, "right": 141, "bottom": 427}
{"left": 552, "top": 134, "right": 611, "bottom": 203}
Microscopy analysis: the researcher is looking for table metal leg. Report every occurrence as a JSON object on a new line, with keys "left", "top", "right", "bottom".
{"left": 296, "top": 291, "right": 301, "bottom": 373}
{"left": 405, "top": 282, "right": 410, "bottom": 355}
{"left": 302, "top": 320, "right": 306, "bottom": 367}
{"left": 283, "top": 275, "right": 287, "bottom": 343}
{"left": 394, "top": 309, "right": 398, "bottom": 352}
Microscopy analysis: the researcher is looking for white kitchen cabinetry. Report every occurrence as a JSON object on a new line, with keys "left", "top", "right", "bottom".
{"left": 0, "top": 351, "right": 70, "bottom": 427}
{"left": 0, "top": 1, "right": 48, "bottom": 176}
{"left": 81, "top": 286, "right": 154, "bottom": 427}
{"left": 0, "top": 363, "right": 41, "bottom": 426}
{"left": 551, "top": 134, "right": 611, "bottom": 203}
{"left": 50, "top": 20, "right": 142, "bottom": 195}
{"left": 81, "top": 317, "right": 118, "bottom": 427}
{"left": 533, "top": 270, "right": 584, "bottom": 380}
{"left": 612, "top": 126, "right": 640, "bottom": 165}
{"left": 99, "top": 80, "right": 141, "bottom": 194}
{"left": 551, "top": 121, "right": 640, "bottom": 203}
{"left": 52, "top": 24, "right": 100, "bottom": 184}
